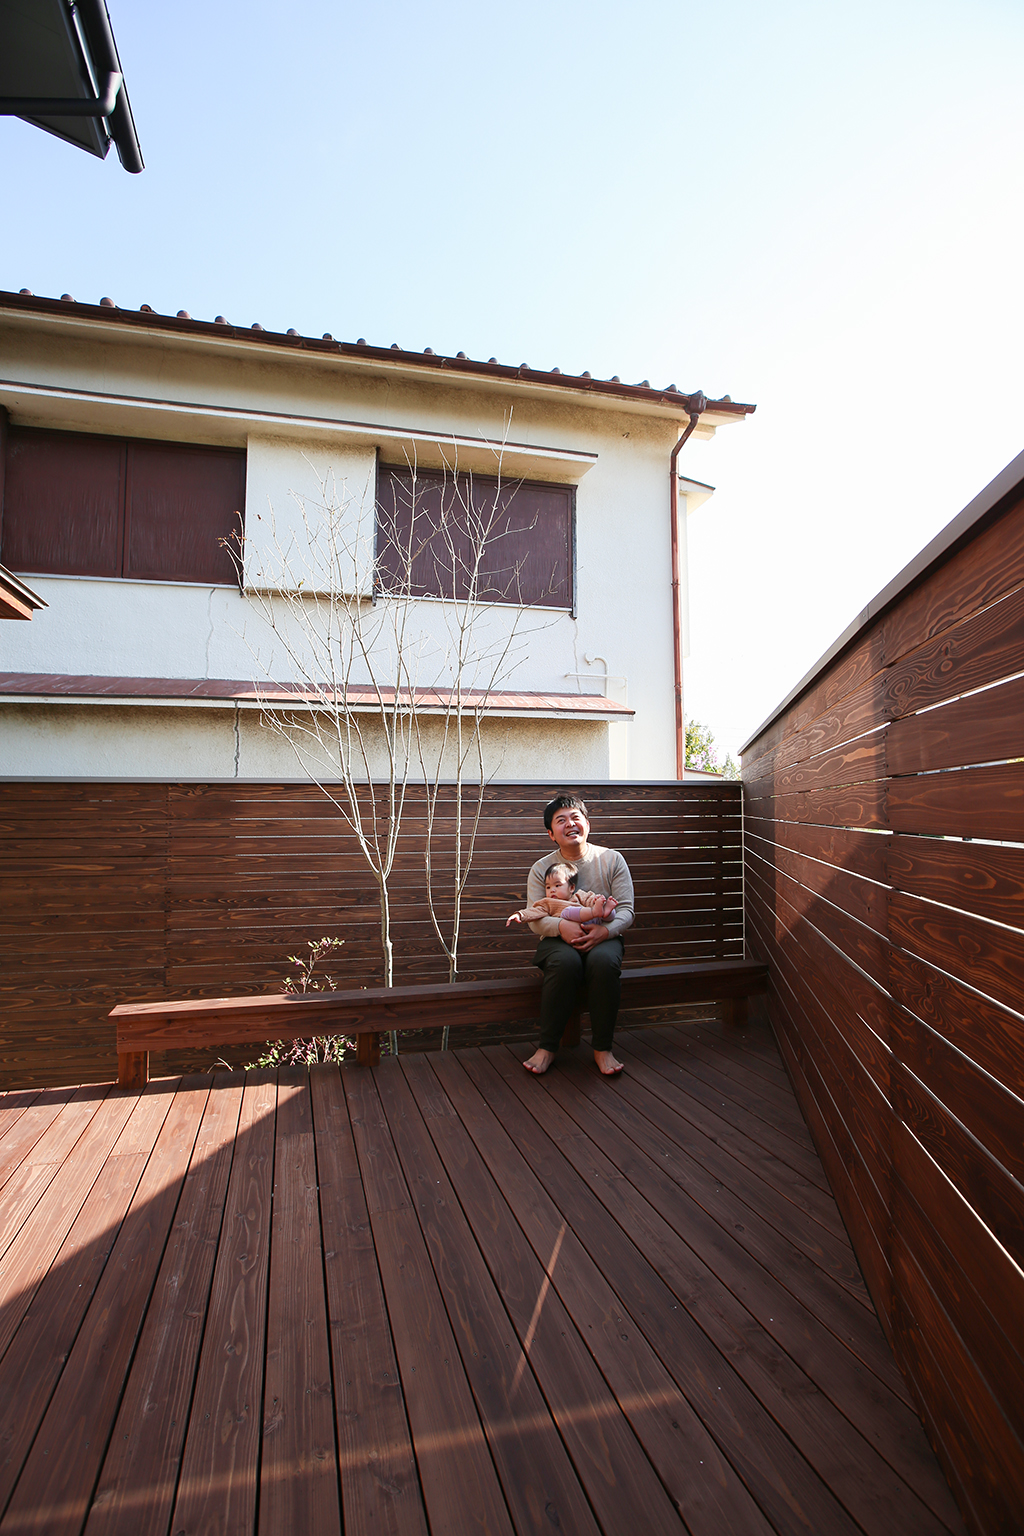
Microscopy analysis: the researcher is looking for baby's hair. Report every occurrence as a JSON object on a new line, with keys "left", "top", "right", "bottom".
{"left": 544, "top": 862, "right": 578, "bottom": 891}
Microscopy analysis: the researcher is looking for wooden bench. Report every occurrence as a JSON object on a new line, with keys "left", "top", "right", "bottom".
{"left": 110, "top": 958, "right": 768, "bottom": 1088}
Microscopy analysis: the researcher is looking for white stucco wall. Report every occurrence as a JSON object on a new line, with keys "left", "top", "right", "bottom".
{"left": 0, "top": 702, "right": 612, "bottom": 782}
{"left": 0, "top": 308, "right": 727, "bottom": 780}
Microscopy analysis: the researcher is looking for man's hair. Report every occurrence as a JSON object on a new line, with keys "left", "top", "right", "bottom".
{"left": 543, "top": 792, "right": 589, "bottom": 832}
{"left": 543, "top": 862, "right": 578, "bottom": 891}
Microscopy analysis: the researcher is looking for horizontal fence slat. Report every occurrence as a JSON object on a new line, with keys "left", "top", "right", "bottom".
{"left": 887, "top": 673, "right": 1024, "bottom": 776}
{"left": 885, "top": 580, "right": 1024, "bottom": 720}
{"left": 888, "top": 888, "right": 1024, "bottom": 1029}
{"left": 0, "top": 778, "right": 742, "bottom": 1089}
{"left": 743, "top": 474, "right": 1024, "bottom": 1535}
{"left": 887, "top": 945, "right": 1024, "bottom": 1105}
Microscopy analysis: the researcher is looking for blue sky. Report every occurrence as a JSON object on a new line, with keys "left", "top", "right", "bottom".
{"left": 4, "top": 0, "right": 1023, "bottom": 757}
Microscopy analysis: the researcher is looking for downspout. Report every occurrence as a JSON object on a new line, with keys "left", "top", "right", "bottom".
{"left": 670, "top": 392, "right": 707, "bottom": 778}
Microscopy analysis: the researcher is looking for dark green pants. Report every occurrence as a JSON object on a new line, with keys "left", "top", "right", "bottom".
{"left": 533, "top": 936, "right": 624, "bottom": 1052}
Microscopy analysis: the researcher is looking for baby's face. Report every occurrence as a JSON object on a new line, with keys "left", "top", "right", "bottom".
{"left": 545, "top": 872, "right": 574, "bottom": 901}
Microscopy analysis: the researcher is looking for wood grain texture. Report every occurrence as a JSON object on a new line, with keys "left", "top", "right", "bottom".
{"left": 343, "top": 1066, "right": 516, "bottom": 1536}
{"left": 887, "top": 673, "right": 1024, "bottom": 776}
{"left": 83, "top": 1078, "right": 240, "bottom": 1536}
{"left": 378, "top": 1062, "right": 605, "bottom": 1536}
{"left": 260, "top": 1070, "right": 341, "bottom": 1535}
{"left": 1, "top": 778, "right": 741, "bottom": 1088}
{"left": 169, "top": 1071, "right": 277, "bottom": 1536}
{"left": 308, "top": 1066, "right": 427, "bottom": 1536}
{"left": 888, "top": 761, "right": 1024, "bottom": 841}
{"left": 0, "top": 1083, "right": 201, "bottom": 1536}
{"left": 0, "top": 1026, "right": 964, "bottom": 1536}
{"left": 743, "top": 486, "right": 1024, "bottom": 1536}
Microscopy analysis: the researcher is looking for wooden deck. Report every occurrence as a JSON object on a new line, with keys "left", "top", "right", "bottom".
{"left": 0, "top": 1018, "right": 965, "bottom": 1536}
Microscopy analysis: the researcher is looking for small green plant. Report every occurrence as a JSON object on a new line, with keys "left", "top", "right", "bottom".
{"left": 244, "top": 937, "right": 357, "bottom": 1068}
{"left": 282, "top": 935, "right": 345, "bottom": 994}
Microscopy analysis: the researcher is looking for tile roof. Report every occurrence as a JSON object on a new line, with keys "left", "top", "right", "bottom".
{"left": 2, "top": 288, "right": 755, "bottom": 421}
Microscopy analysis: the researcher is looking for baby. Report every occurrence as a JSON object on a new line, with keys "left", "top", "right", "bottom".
{"left": 506, "top": 861, "right": 618, "bottom": 941}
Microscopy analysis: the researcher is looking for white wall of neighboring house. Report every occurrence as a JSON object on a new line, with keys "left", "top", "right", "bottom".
{"left": 0, "top": 304, "right": 738, "bottom": 780}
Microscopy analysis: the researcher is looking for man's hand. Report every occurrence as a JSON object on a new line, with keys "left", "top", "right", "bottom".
{"left": 567, "top": 923, "right": 609, "bottom": 952}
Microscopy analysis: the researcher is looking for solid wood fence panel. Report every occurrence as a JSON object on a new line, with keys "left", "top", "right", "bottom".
{"left": 0, "top": 778, "right": 741, "bottom": 1087}
{"left": 742, "top": 472, "right": 1024, "bottom": 1536}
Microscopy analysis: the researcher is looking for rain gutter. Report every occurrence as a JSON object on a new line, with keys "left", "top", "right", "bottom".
{"left": 670, "top": 393, "right": 707, "bottom": 778}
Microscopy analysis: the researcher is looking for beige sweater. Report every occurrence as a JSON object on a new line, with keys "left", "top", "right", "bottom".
{"left": 525, "top": 844, "right": 635, "bottom": 941}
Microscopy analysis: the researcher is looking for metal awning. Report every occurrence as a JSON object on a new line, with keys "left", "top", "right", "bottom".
{"left": 0, "top": 0, "right": 143, "bottom": 172}
{"left": 0, "top": 673, "right": 636, "bottom": 721}
{"left": 0, "top": 565, "right": 47, "bottom": 621}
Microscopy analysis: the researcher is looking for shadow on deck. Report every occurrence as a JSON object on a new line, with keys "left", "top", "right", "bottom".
{"left": 0, "top": 1017, "right": 964, "bottom": 1536}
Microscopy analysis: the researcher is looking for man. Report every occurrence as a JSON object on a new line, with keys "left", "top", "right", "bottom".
{"left": 521, "top": 792, "right": 634, "bottom": 1077}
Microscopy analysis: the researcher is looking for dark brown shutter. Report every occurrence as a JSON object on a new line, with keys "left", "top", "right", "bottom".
{"left": 377, "top": 467, "right": 572, "bottom": 608}
{"left": 125, "top": 441, "right": 245, "bottom": 584}
{"left": 2, "top": 428, "right": 124, "bottom": 576}
{"left": 0, "top": 427, "right": 245, "bottom": 584}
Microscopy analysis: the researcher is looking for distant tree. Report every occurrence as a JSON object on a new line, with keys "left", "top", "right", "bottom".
{"left": 685, "top": 718, "right": 738, "bottom": 778}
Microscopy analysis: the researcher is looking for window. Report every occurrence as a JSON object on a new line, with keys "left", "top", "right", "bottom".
{"left": 376, "top": 465, "right": 574, "bottom": 609}
{"left": 1, "top": 427, "right": 246, "bottom": 585}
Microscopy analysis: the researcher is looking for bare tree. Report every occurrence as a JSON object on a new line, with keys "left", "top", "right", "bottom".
{"left": 232, "top": 426, "right": 559, "bottom": 1046}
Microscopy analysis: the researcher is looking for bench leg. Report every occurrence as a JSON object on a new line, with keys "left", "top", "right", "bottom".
{"left": 561, "top": 1009, "right": 582, "bottom": 1049}
{"left": 118, "top": 1050, "right": 149, "bottom": 1089}
{"left": 357, "top": 1032, "right": 381, "bottom": 1067}
{"left": 725, "top": 995, "right": 749, "bottom": 1027}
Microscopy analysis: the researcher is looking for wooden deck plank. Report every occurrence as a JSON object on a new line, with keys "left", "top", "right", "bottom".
{"left": 655, "top": 1025, "right": 821, "bottom": 1154}
{"left": 0, "top": 1088, "right": 106, "bottom": 1251}
{"left": 308, "top": 1065, "right": 427, "bottom": 1536}
{"left": 577, "top": 1038, "right": 914, "bottom": 1400}
{"left": 452, "top": 1048, "right": 865, "bottom": 1536}
{"left": 609, "top": 1036, "right": 931, "bottom": 1422}
{"left": 607, "top": 1044, "right": 870, "bottom": 1306}
{"left": 0, "top": 1018, "right": 968, "bottom": 1536}
{"left": 431, "top": 1050, "right": 781, "bottom": 1534}
{"left": 665, "top": 1020, "right": 814, "bottom": 1107}
{"left": 401, "top": 1054, "right": 704, "bottom": 1536}
{"left": 83, "top": 1076, "right": 240, "bottom": 1536}
{"left": 343, "top": 1066, "right": 516, "bottom": 1536}
{"left": 378, "top": 1058, "right": 605, "bottom": 1536}
{"left": 0, "top": 1085, "right": 79, "bottom": 1194}
{"left": 168, "top": 1070, "right": 277, "bottom": 1536}
{"left": 495, "top": 1045, "right": 961, "bottom": 1533}
{"left": 0, "top": 1087, "right": 176, "bottom": 1519}
{"left": 589, "top": 1037, "right": 909, "bottom": 1398}
{"left": 259, "top": 1069, "right": 341, "bottom": 1535}
{"left": 0, "top": 1087, "right": 138, "bottom": 1364}
{"left": 0, "top": 1079, "right": 205, "bottom": 1536}
{"left": 619, "top": 1029, "right": 833, "bottom": 1190}
{"left": 0, "top": 1090, "right": 42, "bottom": 1145}
{"left": 614, "top": 1031, "right": 847, "bottom": 1239}
{"left": 688, "top": 1018, "right": 793, "bottom": 1082}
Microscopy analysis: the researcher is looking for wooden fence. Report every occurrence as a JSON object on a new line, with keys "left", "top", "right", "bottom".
{"left": 0, "top": 778, "right": 741, "bottom": 1087}
{"left": 741, "top": 455, "right": 1024, "bottom": 1535}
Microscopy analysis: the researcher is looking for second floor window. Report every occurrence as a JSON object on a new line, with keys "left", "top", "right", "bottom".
{"left": 1, "top": 427, "right": 245, "bottom": 585}
{"left": 376, "top": 465, "right": 574, "bottom": 610}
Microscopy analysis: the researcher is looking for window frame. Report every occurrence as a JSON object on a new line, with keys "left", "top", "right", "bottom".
{"left": 375, "top": 462, "right": 576, "bottom": 613}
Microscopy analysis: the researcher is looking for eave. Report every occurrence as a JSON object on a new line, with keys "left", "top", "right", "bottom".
{"left": 0, "top": 290, "right": 754, "bottom": 435}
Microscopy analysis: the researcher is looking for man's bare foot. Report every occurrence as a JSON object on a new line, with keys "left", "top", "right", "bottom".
{"left": 594, "top": 1050, "right": 624, "bottom": 1077}
{"left": 523, "top": 1048, "right": 555, "bottom": 1075}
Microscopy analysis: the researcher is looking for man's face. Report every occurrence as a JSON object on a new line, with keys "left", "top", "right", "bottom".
{"left": 548, "top": 806, "right": 589, "bottom": 855}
